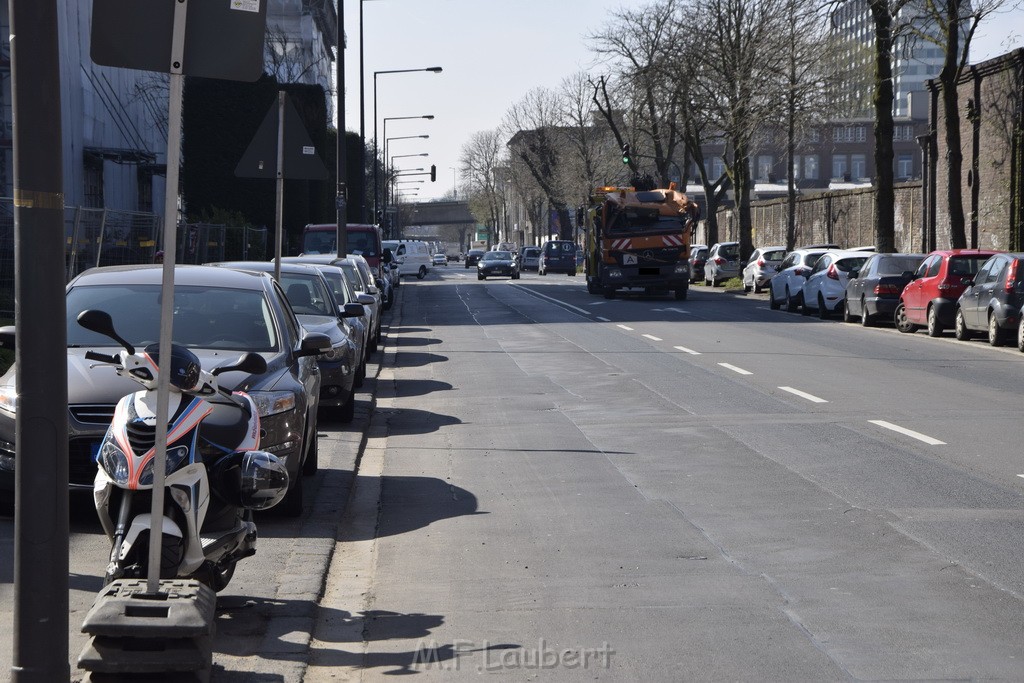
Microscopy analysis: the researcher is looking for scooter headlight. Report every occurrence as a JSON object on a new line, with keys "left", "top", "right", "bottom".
{"left": 138, "top": 446, "right": 191, "bottom": 487}
{"left": 99, "top": 441, "right": 130, "bottom": 485}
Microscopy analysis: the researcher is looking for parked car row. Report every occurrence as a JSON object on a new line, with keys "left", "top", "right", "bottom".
{"left": 0, "top": 249, "right": 404, "bottom": 517}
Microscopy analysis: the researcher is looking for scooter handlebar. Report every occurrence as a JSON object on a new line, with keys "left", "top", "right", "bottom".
{"left": 85, "top": 350, "right": 119, "bottom": 364}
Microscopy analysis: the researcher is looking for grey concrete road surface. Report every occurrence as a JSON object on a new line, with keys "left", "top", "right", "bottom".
{"left": 307, "top": 270, "right": 1024, "bottom": 681}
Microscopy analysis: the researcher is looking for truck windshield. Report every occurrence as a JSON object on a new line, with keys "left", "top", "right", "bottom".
{"left": 606, "top": 205, "right": 684, "bottom": 235}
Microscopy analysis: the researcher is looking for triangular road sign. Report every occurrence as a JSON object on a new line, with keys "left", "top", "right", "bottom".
{"left": 235, "top": 94, "right": 328, "bottom": 180}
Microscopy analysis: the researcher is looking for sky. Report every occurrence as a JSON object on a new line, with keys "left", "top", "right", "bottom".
{"left": 341, "top": 1, "right": 1024, "bottom": 204}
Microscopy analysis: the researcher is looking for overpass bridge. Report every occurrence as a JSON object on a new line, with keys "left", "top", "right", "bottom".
{"left": 396, "top": 200, "right": 475, "bottom": 226}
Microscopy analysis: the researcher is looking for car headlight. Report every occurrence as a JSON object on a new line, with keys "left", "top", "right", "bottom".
{"left": 138, "top": 445, "right": 191, "bottom": 486}
{"left": 99, "top": 441, "right": 130, "bottom": 485}
{"left": 249, "top": 390, "right": 297, "bottom": 417}
{"left": 0, "top": 386, "right": 16, "bottom": 416}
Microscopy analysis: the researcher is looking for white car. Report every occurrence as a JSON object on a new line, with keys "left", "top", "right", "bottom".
{"left": 431, "top": 253, "right": 448, "bottom": 267}
{"left": 741, "top": 246, "right": 786, "bottom": 293}
{"left": 382, "top": 239, "right": 432, "bottom": 280}
{"left": 768, "top": 248, "right": 831, "bottom": 312}
{"left": 800, "top": 250, "right": 871, "bottom": 319}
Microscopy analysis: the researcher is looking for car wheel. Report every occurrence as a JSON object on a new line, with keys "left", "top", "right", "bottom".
{"left": 302, "top": 423, "right": 318, "bottom": 476}
{"left": 1017, "top": 317, "right": 1024, "bottom": 352}
{"left": 800, "top": 293, "right": 812, "bottom": 315}
{"left": 674, "top": 288, "right": 687, "bottom": 301}
{"left": 843, "top": 299, "right": 854, "bottom": 323}
{"left": 417, "top": 266, "right": 427, "bottom": 279}
{"left": 988, "top": 312, "right": 1004, "bottom": 346}
{"left": 860, "top": 299, "right": 873, "bottom": 327}
{"left": 704, "top": 278, "right": 711, "bottom": 286}
{"left": 753, "top": 281, "right": 762, "bottom": 294}
{"left": 818, "top": 294, "right": 830, "bottom": 319}
{"left": 895, "top": 302, "right": 918, "bottom": 333}
{"left": 354, "top": 357, "right": 367, "bottom": 388}
{"left": 926, "top": 305, "right": 943, "bottom": 337}
{"left": 339, "top": 392, "right": 356, "bottom": 423}
{"left": 278, "top": 472, "right": 304, "bottom": 518}
{"left": 954, "top": 309, "right": 972, "bottom": 341}
{"left": 769, "top": 288, "right": 781, "bottom": 310}
{"left": 711, "top": 278, "right": 720, "bottom": 288}
{"left": 602, "top": 287, "right": 615, "bottom": 300}
{"left": 539, "top": 268, "right": 546, "bottom": 276}
{"left": 478, "top": 274, "right": 485, "bottom": 280}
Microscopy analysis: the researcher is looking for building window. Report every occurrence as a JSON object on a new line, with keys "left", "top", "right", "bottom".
{"left": 851, "top": 154, "right": 866, "bottom": 179}
{"left": 832, "top": 154, "right": 848, "bottom": 180}
{"left": 757, "top": 155, "right": 773, "bottom": 181}
{"left": 855, "top": 126, "right": 866, "bottom": 142}
{"left": 808, "top": 129, "right": 820, "bottom": 143}
{"left": 804, "top": 155, "right": 819, "bottom": 180}
{"left": 897, "top": 153, "right": 913, "bottom": 178}
{"left": 711, "top": 157, "right": 725, "bottom": 180}
{"left": 84, "top": 154, "right": 104, "bottom": 209}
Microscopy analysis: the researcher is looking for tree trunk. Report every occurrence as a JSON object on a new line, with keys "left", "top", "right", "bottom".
{"left": 787, "top": 97, "right": 797, "bottom": 251}
{"left": 869, "top": 1, "right": 896, "bottom": 253}
{"left": 732, "top": 143, "right": 753, "bottom": 261}
{"left": 940, "top": 0, "right": 967, "bottom": 248}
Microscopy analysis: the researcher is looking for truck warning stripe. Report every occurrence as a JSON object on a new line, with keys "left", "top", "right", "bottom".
{"left": 611, "top": 239, "right": 631, "bottom": 250}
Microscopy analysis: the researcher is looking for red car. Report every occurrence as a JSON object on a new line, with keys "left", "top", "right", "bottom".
{"left": 895, "top": 249, "right": 1001, "bottom": 336}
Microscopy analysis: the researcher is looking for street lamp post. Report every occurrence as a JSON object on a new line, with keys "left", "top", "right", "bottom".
{"left": 373, "top": 67, "right": 442, "bottom": 226}
{"left": 450, "top": 166, "right": 457, "bottom": 199}
{"left": 386, "top": 153, "right": 428, "bottom": 206}
{"left": 384, "top": 134, "right": 429, "bottom": 176}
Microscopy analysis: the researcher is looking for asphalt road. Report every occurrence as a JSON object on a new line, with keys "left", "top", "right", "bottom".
{"left": 308, "top": 267, "right": 1024, "bottom": 680}
{"left": 3, "top": 265, "right": 1024, "bottom": 680}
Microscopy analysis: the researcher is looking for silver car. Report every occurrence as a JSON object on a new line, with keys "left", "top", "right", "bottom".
{"left": 704, "top": 242, "right": 741, "bottom": 287}
{"left": 742, "top": 246, "right": 786, "bottom": 293}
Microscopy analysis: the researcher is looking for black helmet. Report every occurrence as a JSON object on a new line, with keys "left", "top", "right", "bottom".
{"left": 145, "top": 342, "right": 201, "bottom": 391}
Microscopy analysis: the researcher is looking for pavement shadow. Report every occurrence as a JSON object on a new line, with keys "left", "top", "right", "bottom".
{"left": 394, "top": 336, "right": 443, "bottom": 347}
{"left": 390, "top": 351, "right": 448, "bottom": 368}
{"left": 373, "top": 475, "right": 485, "bottom": 541}
{"left": 393, "top": 379, "right": 453, "bottom": 399}
{"left": 375, "top": 407, "right": 461, "bottom": 435}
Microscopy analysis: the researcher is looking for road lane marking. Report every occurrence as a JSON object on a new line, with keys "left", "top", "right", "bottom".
{"left": 617, "top": 325, "right": 634, "bottom": 331}
{"left": 1018, "top": 474, "right": 1024, "bottom": 480}
{"left": 674, "top": 345, "right": 701, "bottom": 355}
{"left": 663, "top": 307, "right": 695, "bottom": 315}
{"left": 869, "top": 420, "right": 946, "bottom": 445}
{"left": 509, "top": 284, "right": 591, "bottom": 315}
{"left": 589, "top": 301, "right": 607, "bottom": 306}
{"left": 778, "top": 386, "right": 828, "bottom": 403}
{"left": 596, "top": 316, "right": 610, "bottom": 322}
{"left": 642, "top": 334, "right": 663, "bottom": 341}
{"left": 718, "top": 363, "right": 752, "bottom": 375}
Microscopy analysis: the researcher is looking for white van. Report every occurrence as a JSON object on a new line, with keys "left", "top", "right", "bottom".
{"left": 382, "top": 239, "right": 432, "bottom": 280}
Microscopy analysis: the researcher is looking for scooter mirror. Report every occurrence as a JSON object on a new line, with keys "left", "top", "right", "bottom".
{"left": 77, "top": 309, "right": 135, "bottom": 354}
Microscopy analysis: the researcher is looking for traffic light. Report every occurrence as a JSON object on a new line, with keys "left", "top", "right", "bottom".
{"left": 621, "top": 144, "right": 631, "bottom": 165}
{"left": 430, "top": 164, "right": 436, "bottom": 182}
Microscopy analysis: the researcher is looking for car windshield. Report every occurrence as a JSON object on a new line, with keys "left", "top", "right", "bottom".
{"left": 484, "top": 252, "right": 511, "bottom": 261}
{"left": 836, "top": 257, "right": 869, "bottom": 273}
{"left": 524, "top": 249, "right": 540, "bottom": 257}
{"left": 763, "top": 249, "right": 786, "bottom": 262}
{"left": 606, "top": 204, "right": 685, "bottom": 235}
{"left": 949, "top": 255, "right": 990, "bottom": 277}
{"left": 877, "top": 255, "right": 923, "bottom": 275}
{"left": 719, "top": 244, "right": 740, "bottom": 259}
{"left": 66, "top": 284, "right": 278, "bottom": 351}
{"left": 347, "top": 231, "right": 378, "bottom": 257}
{"left": 317, "top": 268, "right": 355, "bottom": 305}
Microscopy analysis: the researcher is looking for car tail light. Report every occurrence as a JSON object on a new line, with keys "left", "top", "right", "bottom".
{"left": 826, "top": 264, "right": 839, "bottom": 280}
{"left": 714, "top": 257, "right": 726, "bottom": 266}
{"left": 937, "top": 280, "right": 957, "bottom": 291}
{"left": 757, "top": 258, "right": 765, "bottom": 267}
{"left": 874, "top": 283, "right": 899, "bottom": 295}
{"left": 1006, "top": 259, "right": 1020, "bottom": 293}
{"left": 795, "top": 267, "right": 808, "bottom": 277}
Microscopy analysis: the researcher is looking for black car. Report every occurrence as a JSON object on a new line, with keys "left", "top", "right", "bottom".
{"left": 688, "top": 245, "right": 708, "bottom": 284}
{"left": 0, "top": 265, "right": 327, "bottom": 516}
{"left": 477, "top": 251, "right": 520, "bottom": 280}
{"left": 213, "top": 261, "right": 363, "bottom": 422}
{"left": 464, "top": 249, "right": 486, "bottom": 268}
{"left": 954, "top": 252, "right": 1024, "bottom": 346}
{"left": 538, "top": 240, "right": 577, "bottom": 276}
{"left": 843, "top": 252, "right": 924, "bottom": 326}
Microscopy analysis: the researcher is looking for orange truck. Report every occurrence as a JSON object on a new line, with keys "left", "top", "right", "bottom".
{"left": 583, "top": 183, "right": 700, "bottom": 300}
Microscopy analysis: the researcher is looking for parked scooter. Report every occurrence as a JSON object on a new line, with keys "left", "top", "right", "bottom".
{"left": 77, "top": 309, "right": 290, "bottom": 591}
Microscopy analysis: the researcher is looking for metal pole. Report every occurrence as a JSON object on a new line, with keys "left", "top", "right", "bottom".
{"left": 274, "top": 91, "right": 285, "bottom": 281}
{"left": 372, "top": 73, "right": 378, "bottom": 226}
{"left": 337, "top": 0, "right": 348, "bottom": 256}
{"left": 10, "top": 0, "right": 69, "bottom": 677}
{"left": 146, "top": 0, "right": 189, "bottom": 596}
{"left": 358, "top": 0, "right": 366, "bottom": 223}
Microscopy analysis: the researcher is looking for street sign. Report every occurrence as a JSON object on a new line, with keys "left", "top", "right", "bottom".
{"left": 235, "top": 95, "right": 329, "bottom": 181}
{"left": 91, "top": 0, "right": 267, "bottom": 81}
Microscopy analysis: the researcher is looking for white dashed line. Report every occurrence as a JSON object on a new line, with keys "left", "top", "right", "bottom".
{"left": 869, "top": 420, "right": 946, "bottom": 446}
{"left": 596, "top": 316, "right": 610, "bottom": 322}
{"left": 642, "top": 334, "right": 663, "bottom": 341}
{"left": 589, "top": 301, "right": 607, "bottom": 306}
{"left": 778, "top": 386, "right": 829, "bottom": 403}
{"left": 718, "top": 363, "right": 752, "bottom": 376}
{"left": 617, "top": 325, "right": 634, "bottom": 331}
{"left": 673, "top": 346, "right": 701, "bottom": 355}
{"left": 663, "top": 307, "right": 695, "bottom": 316}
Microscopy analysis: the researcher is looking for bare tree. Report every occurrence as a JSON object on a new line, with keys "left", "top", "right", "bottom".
{"left": 589, "top": 0, "right": 689, "bottom": 187}
{"left": 693, "top": 0, "right": 787, "bottom": 261}
{"left": 911, "top": 0, "right": 1021, "bottom": 248}
{"left": 504, "top": 88, "right": 575, "bottom": 240}
{"left": 264, "top": 23, "right": 332, "bottom": 86}
{"left": 558, "top": 72, "right": 621, "bottom": 209}
{"left": 459, "top": 129, "right": 506, "bottom": 245}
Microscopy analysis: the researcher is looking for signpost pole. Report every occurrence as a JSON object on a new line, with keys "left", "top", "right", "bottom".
{"left": 274, "top": 91, "right": 285, "bottom": 282}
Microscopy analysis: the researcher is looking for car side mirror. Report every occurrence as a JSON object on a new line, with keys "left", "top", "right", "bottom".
{"left": 366, "top": 284, "right": 379, "bottom": 296}
{"left": 340, "top": 302, "right": 365, "bottom": 318}
{"left": 298, "top": 332, "right": 332, "bottom": 357}
{"left": 849, "top": 270, "right": 860, "bottom": 279}
{"left": 356, "top": 293, "right": 375, "bottom": 306}
{"left": 961, "top": 277, "right": 973, "bottom": 287}
{"left": 382, "top": 249, "right": 393, "bottom": 264}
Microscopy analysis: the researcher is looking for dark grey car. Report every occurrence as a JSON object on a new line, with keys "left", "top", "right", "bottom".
{"left": 0, "top": 265, "right": 327, "bottom": 516}
{"left": 954, "top": 252, "right": 1024, "bottom": 346}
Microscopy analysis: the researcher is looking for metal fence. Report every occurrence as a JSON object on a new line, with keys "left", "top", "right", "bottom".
{"left": 0, "top": 198, "right": 268, "bottom": 319}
